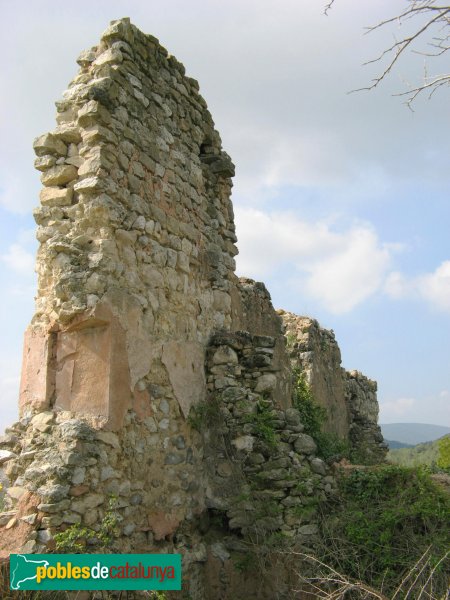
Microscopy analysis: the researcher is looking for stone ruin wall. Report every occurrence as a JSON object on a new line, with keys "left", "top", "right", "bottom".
{"left": 281, "top": 312, "right": 387, "bottom": 463}
{"left": 0, "top": 18, "right": 386, "bottom": 599}
{"left": 22, "top": 16, "right": 240, "bottom": 430}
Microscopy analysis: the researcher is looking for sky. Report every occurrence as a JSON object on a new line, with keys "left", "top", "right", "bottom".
{"left": 1, "top": 0, "right": 449, "bottom": 432}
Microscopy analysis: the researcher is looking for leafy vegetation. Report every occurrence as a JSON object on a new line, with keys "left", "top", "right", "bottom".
{"left": 437, "top": 435, "right": 450, "bottom": 470}
{"left": 318, "top": 464, "right": 450, "bottom": 597}
{"left": 54, "top": 495, "right": 120, "bottom": 553}
{"left": 292, "top": 370, "right": 349, "bottom": 461}
{"left": 187, "top": 399, "right": 220, "bottom": 431}
{"left": 245, "top": 400, "right": 279, "bottom": 448}
{"left": 388, "top": 434, "right": 450, "bottom": 471}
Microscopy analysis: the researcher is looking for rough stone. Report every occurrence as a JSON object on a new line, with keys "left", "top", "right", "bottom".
{"left": 0, "top": 511, "right": 17, "bottom": 526}
{"left": 212, "top": 346, "right": 239, "bottom": 365}
{"left": 33, "top": 133, "right": 67, "bottom": 157}
{"left": 30, "top": 412, "right": 54, "bottom": 433}
{"left": 0, "top": 450, "right": 17, "bottom": 465}
{"left": 310, "top": 457, "right": 327, "bottom": 475}
{"left": 294, "top": 434, "right": 317, "bottom": 455}
{"left": 7, "top": 487, "right": 27, "bottom": 501}
{"left": 41, "top": 164, "right": 78, "bottom": 186}
{"left": 96, "top": 431, "right": 120, "bottom": 449}
{"left": 254, "top": 373, "right": 276, "bottom": 393}
{"left": 40, "top": 187, "right": 73, "bottom": 207}
{"left": 231, "top": 435, "right": 254, "bottom": 452}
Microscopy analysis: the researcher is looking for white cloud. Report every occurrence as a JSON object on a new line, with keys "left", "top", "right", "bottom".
{"left": 304, "top": 227, "right": 391, "bottom": 314}
{"left": 379, "top": 393, "right": 450, "bottom": 425}
{"left": 418, "top": 261, "right": 450, "bottom": 314}
{"left": 0, "top": 173, "right": 39, "bottom": 215}
{"left": 0, "top": 228, "right": 36, "bottom": 277}
{"left": 235, "top": 207, "right": 393, "bottom": 314}
{"left": 1, "top": 243, "right": 34, "bottom": 274}
{"left": 229, "top": 128, "right": 352, "bottom": 201}
{"left": 384, "top": 271, "right": 410, "bottom": 299}
{"left": 380, "top": 397, "right": 416, "bottom": 419}
{"left": 385, "top": 260, "right": 450, "bottom": 314}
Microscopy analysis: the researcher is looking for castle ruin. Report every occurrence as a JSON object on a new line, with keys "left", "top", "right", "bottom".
{"left": 0, "top": 18, "right": 386, "bottom": 599}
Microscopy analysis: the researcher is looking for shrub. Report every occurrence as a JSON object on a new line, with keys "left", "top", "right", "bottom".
{"left": 318, "top": 464, "right": 450, "bottom": 597}
{"left": 437, "top": 435, "right": 450, "bottom": 471}
{"left": 292, "top": 370, "right": 349, "bottom": 461}
{"left": 54, "top": 495, "right": 120, "bottom": 553}
{"left": 245, "top": 400, "right": 279, "bottom": 448}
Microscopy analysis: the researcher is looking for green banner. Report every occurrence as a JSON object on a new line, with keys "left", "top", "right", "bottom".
{"left": 10, "top": 553, "right": 181, "bottom": 590}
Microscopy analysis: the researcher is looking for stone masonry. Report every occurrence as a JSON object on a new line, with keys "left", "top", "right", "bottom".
{"left": 0, "top": 18, "right": 386, "bottom": 599}
{"left": 281, "top": 312, "right": 387, "bottom": 464}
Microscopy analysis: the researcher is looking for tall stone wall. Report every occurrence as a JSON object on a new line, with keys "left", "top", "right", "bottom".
{"left": 0, "top": 17, "right": 386, "bottom": 599}
{"left": 23, "top": 16, "right": 238, "bottom": 429}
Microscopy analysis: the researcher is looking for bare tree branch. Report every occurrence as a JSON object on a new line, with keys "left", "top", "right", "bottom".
{"left": 324, "top": 0, "right": 335, "bottom": 16}
{"left": 325, "top": 1, "right": 450, "bottom": 106}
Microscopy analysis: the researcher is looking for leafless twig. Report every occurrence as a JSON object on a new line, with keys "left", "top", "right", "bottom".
{"left": 326, "top": 1, "right": 450, "bottom": 106}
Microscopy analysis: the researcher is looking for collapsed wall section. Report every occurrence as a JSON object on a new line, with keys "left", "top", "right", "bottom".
{"left": 203, "top": 330, "right": 336, "bottom": 544}
{"left": 346, "top": 370, "right": 388, "bottom": 464}
{"left": 280, "top": 311, "right": 387, "bottom": 464}
{"left": 281, "top": 312, "right": 350, "bottom": 437}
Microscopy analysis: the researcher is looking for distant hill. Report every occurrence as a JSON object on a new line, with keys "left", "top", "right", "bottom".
{"left": 385, "top": 439, "right": 414, "bottom": 450}
{"left": 380, "top": 423, "right": 450, "bottom": 446}
{"left": 388, "top": 434, "right": 449, "bottom": 468}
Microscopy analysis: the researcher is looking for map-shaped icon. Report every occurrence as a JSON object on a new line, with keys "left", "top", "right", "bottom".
{"left": 10, "top": 554, "right": 49, "bottom": 590}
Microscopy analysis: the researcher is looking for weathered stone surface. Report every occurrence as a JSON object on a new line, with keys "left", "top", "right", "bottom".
{"left": 71, "top": 493, "right": 104, "bottom": 513}
{"left": 162, "top": 342, "right": 206, "bottom": 419}
{"left": 0, "top": 511, "right": 17, "bottom": 526}
{"left": 298, "top": 524, "right": 319, "bottom": 536}
{"left": 282, "top": 313, "right": 350, "bottom": 437}
{"left": 31, "top": 412, "right": 54, "bottom": 433}
{"left": 41, "top": 164, "right": 78, "bottom": 186}
{"left": 0, "top": 450, "right": 17, "bottom": 465}
{"left": 148, "top": 512, "right": 180, "bottom": 541}
{"left": 345, "top": 370, "right": 388, "bottom": 464}
{"left": 254, "top": 373, "right": 277, "bottom": 393}
{"left": 212, "top": 345, "right": 238, "bottom": 365}
{"left": 33, "top": 133, "right": 67, "bottom": 157}
{"left": 19, "top": 327, "right": 53, "bottom": 415}
{"left": 294, "top": 434, "right": 317, "bottom": 455}
{"left": 231, "top": 435, "right": 254, "bottom": 451}
{"left": 96, "top": 431, "right": 120, "bottom": 449}
{"left": 37, "top": 484, "right": 69, "bottom": 503}
{"left": 40, "top": 187, "right": 73, "bottom": 207}
{"left": 310, "top": 457, "right": 327, "bottom": 475}
{"left": 7, "top": 487, "right": 27, "bottom": 501}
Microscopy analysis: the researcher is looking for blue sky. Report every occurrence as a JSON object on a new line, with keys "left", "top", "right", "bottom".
{"left": 1, "top": 0, "right": 449, "bottom": 431}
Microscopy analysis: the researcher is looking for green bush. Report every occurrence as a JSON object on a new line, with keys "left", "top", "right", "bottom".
{"left": 245, "top": 400, "right": 279, "bottom": 448}
{"left": 187, "top": 399, "right": 220, "bottom": 431}
{"left": 319, "top": 464, "right": 450, "bottom": 597}
{"left": 54, "top": 495, "right": 120, "bottom": 553}
{"left": 292, "top": 371, "right": 325, "bottom": 438}
{"left": 437, "top": 435, "right": 450, "bottom": 471}
{"left": 292, "top": 370, "right": 349, "bottom": 461}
